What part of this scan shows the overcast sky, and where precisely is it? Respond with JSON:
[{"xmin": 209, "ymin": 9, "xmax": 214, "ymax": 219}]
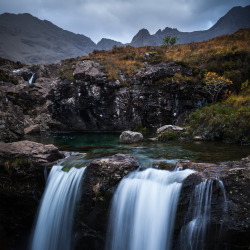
[{"xmin": 0, "ymin": 0, "xmax": 249, "ymax": 43}]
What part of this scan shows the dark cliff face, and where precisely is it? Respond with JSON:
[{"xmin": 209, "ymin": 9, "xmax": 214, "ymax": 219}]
[
  {"xmin": 0, "ymin": 59, "xmax": 207, "ymax": 141},
  {"xmin": 47, "ymin": 60, "xmax": 206, "ymax": 132}
]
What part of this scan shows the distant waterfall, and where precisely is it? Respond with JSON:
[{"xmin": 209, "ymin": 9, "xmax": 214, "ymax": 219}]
[
  {"xmin": 28, "ymin": 73, "xmax": 35, "ymax": 84},
  {"xmin": 179, "ymin": 179, "xmax": 227, "ymax": 250},
  {"xmin": 105, "ymin": 168, "xmax": 195, "ymax": 250},
  {"xmin": 30, "ymin": 165, "xmax": 85, "ymax": 250}
]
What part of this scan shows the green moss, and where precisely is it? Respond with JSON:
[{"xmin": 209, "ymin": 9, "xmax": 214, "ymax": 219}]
[
  {"xmin": 158, "ymin": 132, "xmax": 179, "ymax": 142},
  {"xmin": 3, "ymin": 158, "xmax": 33, "ymax": 175},
  {"xmin": 59, "ymin": 66, "xmax": 75, "ymax": 82}
]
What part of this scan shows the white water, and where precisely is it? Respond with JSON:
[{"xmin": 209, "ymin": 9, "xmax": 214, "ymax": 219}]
[
  {"xmin": 30, "ymin": 165, "xmax": 85, "ymax": 250},
  {"xmin": 179, "ymin": 179, "xmax": 227, "ymax": 250},
  {"xmin": 28, "ymin": 73, "xmax": 35, "ymax": 84},
  {"xmin": 105, "ymin": 168, "xmax": 195, "ymax": 250}
]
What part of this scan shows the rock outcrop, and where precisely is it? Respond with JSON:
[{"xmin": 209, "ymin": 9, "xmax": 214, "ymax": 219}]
[
  {"xmin": 0, "ymin": 58, "xmax": 207, "ymax": 141},
  {"xmin": 119, "ymin": 131, "xmax": 143, "ymax": 144},
  {"xmin": 156, "ymin": 124, "xmax": 184, "ymax": 134},
  {"xmin": 76, "ymin": 154, "xmax": 140, "ymax": 249},
  {"xmin": 0, "ymin": 140, "xmax": 64, "ymax": 249},
  {"xmin": 173, "ymin": 156, "xmax": 250, "ymax": 250}
]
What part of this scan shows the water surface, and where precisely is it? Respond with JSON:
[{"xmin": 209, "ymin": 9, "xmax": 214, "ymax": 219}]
[{"xmin": 26, "ymin": 132, "xmax": 250, "ymax": 167}]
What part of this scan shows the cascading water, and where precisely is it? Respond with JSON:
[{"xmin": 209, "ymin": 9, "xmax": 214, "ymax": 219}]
[
  {"xmin": 28, "ymin": 73, "xmax": 35, "ymax": 84},
  {"xmin": 30, "ymin": 164, "xmax": 85, "ymax": 250},
  {"xmin": 179, "ymin": 179, "xmax": 227, "ymax": 250},
  {"xmin": 105, "ymin": 168, "xmax": 195, "ymax": 250}
]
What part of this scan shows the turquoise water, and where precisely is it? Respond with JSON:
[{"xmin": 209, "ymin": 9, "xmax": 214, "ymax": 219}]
[{"xmin": 26, "ymin": 133, "xmax": 250, "ymax": 168}]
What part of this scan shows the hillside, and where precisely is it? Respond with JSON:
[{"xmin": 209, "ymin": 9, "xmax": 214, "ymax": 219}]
[{"xmin": 0, "ymin": 28, "xmax": 249, "ymax": 143}]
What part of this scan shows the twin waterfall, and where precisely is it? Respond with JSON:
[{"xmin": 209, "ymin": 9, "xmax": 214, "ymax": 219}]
[
  {"xmin": 30, "ymin": 165, "xmax": 85, "ymax": 250},
  {"xmin": 30, "ymin": 162, "xmax": 227, "ymax": 250}
]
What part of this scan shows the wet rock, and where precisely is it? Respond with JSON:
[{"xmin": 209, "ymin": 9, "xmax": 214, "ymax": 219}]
[
  {"xmin": 156, "ymin": 124, "xmax": 184, "ymax": 134},
  {"xmin": 119, "ymin": 130, "xmax": 143, "ymax": 144},
  {"xmin": 24, "ymin": 124, "xmax": 40, "ymax": 135},
  {"xmin": 0, "ymin": 140, "xmax": 64, "ymax": 249},
  {"xmin": 193, "ymin": 135, "xmax": 204, "ymax": 141},
  {"xmin": 0, "ymin": 140, "xmax": 64, "ymax": 166},
  {"xmin": 76, "ymin": 154, "xmax": 139, "ymax": 249},
  {"xmin": 175, "ymin": 155, "xmax": 250, "ymax": 250},
  {"xmin": 0, "ymin": 87, "xmax": 24, "ymax": 142}
]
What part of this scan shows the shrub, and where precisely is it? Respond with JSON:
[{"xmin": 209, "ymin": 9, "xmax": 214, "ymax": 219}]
[{"xmin": 204, "ymin": 72, "xmax": 233, "ymax": 102}]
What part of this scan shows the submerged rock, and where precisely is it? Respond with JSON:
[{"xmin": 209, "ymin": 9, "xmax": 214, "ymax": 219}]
[{"xmin": 119, "ymin": 130, "xmax": 143, "ymax": 144}]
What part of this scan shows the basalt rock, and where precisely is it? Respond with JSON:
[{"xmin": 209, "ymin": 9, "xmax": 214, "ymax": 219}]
[
  {"xmin": 156, "ymin": 124, "xmax": 184, "ymax": 134},
  {"xmin": 0, "ymin": 59, "xmax": 207, "ymax": 140},
  {"xmin": 76, "ymin": 154, "xmax": 140, "ymax": 249},
  {"xmin": 48, "ymin": 61, "xmax": 206, "ymax": 132},
  {"xmin": 174, "ymin": 156, "xmax": 250, "ymax": 250},
  {"xmin": 119, "ymin": 130, "xmax": 143, "ymax": 144},
  {"xmin": 0, "ymin": 140, "xmax": 64, "ymax": 249},
  {"xmin": 0, "ymin": 86, "xmax": 24, "ymax": 142}
]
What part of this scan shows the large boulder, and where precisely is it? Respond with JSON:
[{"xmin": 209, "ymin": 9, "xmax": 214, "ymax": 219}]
[
  {"xmin": 73, "ymin": 60, "xmax": 107, "ymax": 82},
  {"xmin": 0, "ymin": 140, "xmax": 64, "ymax": 166},
  {"xmin": 156, "ymin": 124, "xmax": 184, "ymax": 134},
  {"xmin": 119, "ymin": 130, "xmax": 143, "ymax": 144},
  {"xmin": 76, "ymin": 154, "xmax": 140, "ymax": 249},
  {"xmin": 0, "ymin": 140, "xmax": 64, "ymax": 249}
]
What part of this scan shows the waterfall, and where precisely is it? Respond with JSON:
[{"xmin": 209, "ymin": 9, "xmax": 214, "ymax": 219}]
[
  {"xmin": 105, "ymin": 168, "xmax": 195, "ymax": 250},
  {"xmin": 28, "ymin": 73, "xmax": 35, "ymax": 84},
  {"xmin": 179, "ymin": 179, "xmax": 227, "ymax": 250},
  {"xmin": 30, "ymin": 165, "xmax": 85, "ymax": 250}
]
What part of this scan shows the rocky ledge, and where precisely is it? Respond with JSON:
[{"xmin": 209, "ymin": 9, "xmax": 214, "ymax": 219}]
[
  {"xmin": 0, "ymin": 140, "xmax": 64, "ymax": 249},
  {"xmin": 76, "ymin": 154, "xmax": 140, "ymax": 250},
  {"xmin": 165, "ymin": 156, "xmax": 250, "ymax": 250}
]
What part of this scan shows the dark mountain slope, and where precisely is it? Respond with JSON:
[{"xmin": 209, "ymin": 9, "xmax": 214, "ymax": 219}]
[{"xmin": 0, "ymin": 13, "xmax": 97, "ymax": 64}]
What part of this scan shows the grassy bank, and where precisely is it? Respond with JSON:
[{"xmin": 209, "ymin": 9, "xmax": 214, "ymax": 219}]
[{"xmin": 186, "ymin": 83, "xmax": 250, "ymax": 144}]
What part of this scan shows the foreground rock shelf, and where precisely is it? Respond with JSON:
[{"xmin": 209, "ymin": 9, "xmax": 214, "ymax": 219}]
[
  {"xmin": 0, "ymin": 140, "xmax": 64, "ymax": 249},
  {"xmin": 0, "ymin": 139, "xmax": 249, "ymax": 249}
]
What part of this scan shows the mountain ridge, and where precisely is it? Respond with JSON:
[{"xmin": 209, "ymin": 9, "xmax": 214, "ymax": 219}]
[{"xmin": 0, "ymin": 5, "xmax": 249, "ymax": 64}]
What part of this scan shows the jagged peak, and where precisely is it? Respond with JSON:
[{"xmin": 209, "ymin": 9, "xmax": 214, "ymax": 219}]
[{"xmin": 137, "ymin": 28, "xmax": 151, "ymax": 35}]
